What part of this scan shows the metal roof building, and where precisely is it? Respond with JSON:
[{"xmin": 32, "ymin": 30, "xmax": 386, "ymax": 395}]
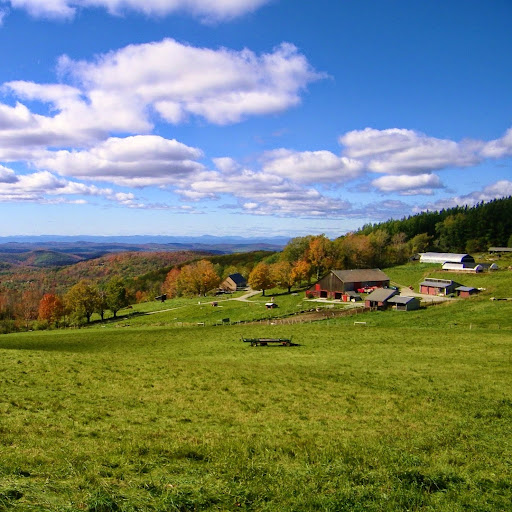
[
  {"xmin": 387, "ymin": 296, "xmax": 421, "ymax": 311},
  {"xmin": 419, "ymin": 252, "xmax": 475, "ymax": 264},
  {"xmin": 442, "ymin": 262, "xmax": 483, "ymax": 273},
  {"xmin": 365, "ymin": 288, "xmax": 398, "ymax": 309}
]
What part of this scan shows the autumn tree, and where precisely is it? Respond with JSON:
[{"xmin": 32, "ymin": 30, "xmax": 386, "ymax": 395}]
[
  {"xmin": 162, "ymin": 268, "xmax": 181, "ymax": 298},
  {"xmin": 306, "ymin": 235, "xmax": 333, "ymax": 280},
  {"xmin": 248, "ymin": 262, "xmax": 275, "ymax": 296},
  {"xmin": 105, "ymin": 277, "xmax": 129, "ymax": 318},
  {"xmin": 271, "ymin": 261, "xmax": 294, "ymax": 293},
  {"xmin": 65, "ymin": 280, "xmax": 100, "ymax": 324},
  {"xmin": 177, "ymin": 260, "xmax": 220, "ymax": 296},
  {"xmin": 38, "ymin": 293, "xmax": 64, "ymax": 325},
  {"xmin": 290, "ymin": 259, "xmax": 311, "ymax": 287},
  {"xmin": 15, "ymin": 286, "xmax": 41, "ymax": 329}
]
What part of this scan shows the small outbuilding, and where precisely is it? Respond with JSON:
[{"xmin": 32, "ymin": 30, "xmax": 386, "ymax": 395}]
[
  {"xmin": 307, "ymin": 269, "xmax": 390, "ymax": 299},
  {"xmin": 455, "ymin": 286, "xmax": 479, "ymax": 298},
  {"xmin": 387, "ymin": 296, "xmax": 421, "ymax": 311},
  {"xmin": 365, "ymin": 288, "xmax": 399, "ymax": 309},
  {"xmin": 420, "ymin": 252, "xmax": 475, "ymax": 264},
  {"xmin": 488, "ymin": 247, "xmax": 512, "ymax": 254},
  {"xmin": 342, "ymin": 290, "xmax": 362, "ymax": 302},
  {"xmin": 219, "ymin": 273, "xmax": 247, "ymax": 292},
  {"xmin": 419, "ymin": 278, "xmax": 460, "ymax": 296},
  {"xmin": 442, "ymin": 262, "xmax": 483, "ymax": 273}
]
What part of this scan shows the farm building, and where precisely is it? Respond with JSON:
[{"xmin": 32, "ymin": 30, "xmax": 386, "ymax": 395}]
[
  {"xmin": 342, "ymin": 291, "xmax": 362, "ymax": 302},
  {"xmin": 307, "ymin": 269, "xmax": 390, "ymax": 299},
  {"xmin": 219, "ymin": 273, "xmax": 247, "ymax": 292},
  {"xmin": 488, "ymin": 247, "xmax": 512, "ymax": 254},
  {"xmin": 455, "ymin": 286, "xmax": 478, "ymax": 298},
  {"xmin": 365, "ymin": 288, "xmax": 398, "ymax": 309},
  {"xmin": 420, "ymin": 252, "xmax": 475, "ymax": 264},
  {"xmin": 387, "ymin": 296, "xmax": 421, "ymax": 311},
  {"xmin": 442, "ymin": 262, "xmax": 483, "ymax": 273},
  {"xmin": 419, "ymin": 278, "xmax": 460, "ymax": 296}
]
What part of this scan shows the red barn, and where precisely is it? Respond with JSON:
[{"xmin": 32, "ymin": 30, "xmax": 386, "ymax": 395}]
[{"xmin": 307, "ymin": 269, "xmax": 390, "ymax": 299}]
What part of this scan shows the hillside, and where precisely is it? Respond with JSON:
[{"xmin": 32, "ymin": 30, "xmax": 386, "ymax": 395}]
[{"xmin": 0, "ymin": 266, "xmax": 510, "ymax": 510}]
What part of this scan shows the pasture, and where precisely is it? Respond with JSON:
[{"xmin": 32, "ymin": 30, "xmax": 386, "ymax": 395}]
[{"xmin": 1, "ymin": 264, "xmax": 511, "ymax": 510}]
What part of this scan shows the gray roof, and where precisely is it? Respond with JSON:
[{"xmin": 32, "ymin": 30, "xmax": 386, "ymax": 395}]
[
  {"xmin": 455, "ymin": 286, "xmax": 477, "ymax": 292},
  {"xmin": 419, "ymin": 280, "xmax": 452, "ymax": 288},
  {"xmin": 331, "ymin": 268, "xmax": 389, "ymax": 283},
  {"xmin": 228, "ymin": 273, "xmax": 246, "ymax": 286},
  {"xmin": 388, "ymin": 296, "xmax": 419, "ymax": 305},
  {"xmin": 365, "ymin": 288, "xmax": 398, "ymax": 302}
]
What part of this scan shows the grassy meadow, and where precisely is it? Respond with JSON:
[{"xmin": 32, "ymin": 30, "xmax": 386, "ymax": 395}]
[{"xmin": 1, "ymin": 265, "xmax": 512, "ymax": 510}]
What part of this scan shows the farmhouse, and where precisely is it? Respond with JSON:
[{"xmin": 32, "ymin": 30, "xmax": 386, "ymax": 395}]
[
  {"xmin": 442, "ymin": 262, "xmax": 483, "ymax": 273},
  {"xmin": 420, "ymin": 252, "xmax": 475, "ymax": 264},
  {"xmin": 219, "ymin": 273, "xmax": 247, "ymax": 292},
  {"xmin": 419, "ymin": 278, "xmax": 460, "ymax": 296},
  {"xmin": 455, "ymin": 286, "xmax": 479, "ymax": 298},
  {"xmin": 365, "ymin": 288, "xmax": 398, "ymax": 309},
  {"xmin": 307, "ymin": 269, "xmax": 390, "ymax": 299},
  {"xmin": 387, "ymin": 296, "xmax": 421, "ymax": 311}
]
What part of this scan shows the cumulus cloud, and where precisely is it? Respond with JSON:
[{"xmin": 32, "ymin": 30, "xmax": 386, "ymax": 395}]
[
  {"xmin": 35, "ymin": 135, "xmax": 205, "ymax": 187},
  {"xmin": 177, "ymin": 158, "xmax": 351, "ymax": 218},
  {"xmin": 340, "ymin": 127, "xmax": 482, "ymax": 175},
  {"xmin": 481, "ymin": 128, "xmax": 512, "ymax": 159},
  {"xmin": 0, "ymin": 39, "xmax": 321, "ymax": 160},
  {"xmin": 1, "ymin": 0, "xmax": 271, "ymax": 21},
  {"xmin": 372, "ymin": 173, "xmax": 444, "ymax": 195},
  {"xmin": 261, "ymin": 149, "xmax": 363, "ymax": 184},
  {"xmin": 56, "ymin": 39, "xmax": 322, "ymax": 125},
  {"xmin": 0, "ymin": 168, "xmax": 124, "ymax": 204}
]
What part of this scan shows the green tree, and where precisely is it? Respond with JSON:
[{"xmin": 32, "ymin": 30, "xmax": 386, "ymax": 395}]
[
  {"xmin": 105, "ymin": 277, "xmax": 129, "ymax": 318},
  {"xmin": 65, "ymin": 280, "xmax": 100, "ymax": 324}
]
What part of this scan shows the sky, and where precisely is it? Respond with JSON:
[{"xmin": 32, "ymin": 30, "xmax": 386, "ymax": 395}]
[{"xmin": 0, "ymin": 0, "xmax": 511, "ymax": 238}]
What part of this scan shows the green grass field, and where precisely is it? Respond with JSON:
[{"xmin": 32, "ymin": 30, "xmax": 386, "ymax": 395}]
[{"xmin": 1, "ymin": 269, "xmax": 512, "ymax": 510}]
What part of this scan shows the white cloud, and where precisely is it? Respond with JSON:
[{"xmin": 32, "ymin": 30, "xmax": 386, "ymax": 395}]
[
  {"xmin": 0, "ymin": 39, "xmax": 321, "ymax": 160},
  {"xmin": 2, "ymin": 0, "xmax": 271, "ymax": 21},
  {"xmin": 416, "ymin": 180, "xmax": 512, "ymax": 212},
  {"xmin": 481, "ymin": 128, "xmax": 512, "ymax": 159},
  {"xmin": 340, "ymin": 127, "xmax": 481, "ymax": 175},
  {"xmin": 35, "ymin": 135, "xmax": 205, "ymax": 186},
  {"xmin": 177, "ymin": 158, "xmax": 351, "ymax": 218},
  {"xmin": 262, "ymin": 149, "xmax": 363, "ymax": 184},
  {"xmin": 0, "ymin": 164, "xmax": 18, "ymax": 183},
  {"xmin": 372, "ymin": 173, "xmax": 444, "ymax": 195},
  {"xmin": 57, "ymin": 39, "xmax": 322, "ymax": 125}
]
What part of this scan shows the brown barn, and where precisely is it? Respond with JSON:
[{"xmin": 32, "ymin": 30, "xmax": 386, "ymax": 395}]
[
  {"xmin": 307, "ymin": 269, "xmax": 390, "ymax": 299},
  {"xmin": 419, "ymin": 278, "xmax": 459, "ymax": 296},
  {"xmin": 219, "ymin": 273, "xmax": 247, "ymax": 292},
  {"xmin": 364, "ymin": 288, "xmax": 398, "ymax": 309}
]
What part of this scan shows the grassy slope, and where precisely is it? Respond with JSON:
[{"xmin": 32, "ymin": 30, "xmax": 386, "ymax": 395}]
[{"xmin": 0, "ymin": 269, "xmax": 511, "ymax": 510}]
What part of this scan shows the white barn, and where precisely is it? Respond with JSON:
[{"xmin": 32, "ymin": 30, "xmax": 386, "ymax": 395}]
[{"xmin": 420, "ymin": 252, "xmax": 475, "ymax": 264}]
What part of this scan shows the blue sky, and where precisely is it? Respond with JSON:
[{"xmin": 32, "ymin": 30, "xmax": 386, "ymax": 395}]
[{"xmin": 0, "ymin": 0, "xmax": 511, "ymax": 238}]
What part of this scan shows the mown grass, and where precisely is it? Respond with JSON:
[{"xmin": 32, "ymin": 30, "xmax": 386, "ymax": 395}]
[{"xmin": 1, "ymin": 310, "xmax": 511, "ymax": 510}]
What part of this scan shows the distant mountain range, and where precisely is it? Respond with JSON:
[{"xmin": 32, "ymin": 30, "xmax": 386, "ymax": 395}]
[
  {"xmin": 0, "ymin": 234, "xmax": 290, "ymax": 247},
  {"xmin": 0, "ymin": 235, "xmax": 289, "ymax": 270}
]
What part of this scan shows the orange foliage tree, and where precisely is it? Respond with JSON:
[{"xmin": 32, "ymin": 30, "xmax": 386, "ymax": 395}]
[{"xmin": 38, "ymin": 293, "xmax": 64, "ymax": 325}]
